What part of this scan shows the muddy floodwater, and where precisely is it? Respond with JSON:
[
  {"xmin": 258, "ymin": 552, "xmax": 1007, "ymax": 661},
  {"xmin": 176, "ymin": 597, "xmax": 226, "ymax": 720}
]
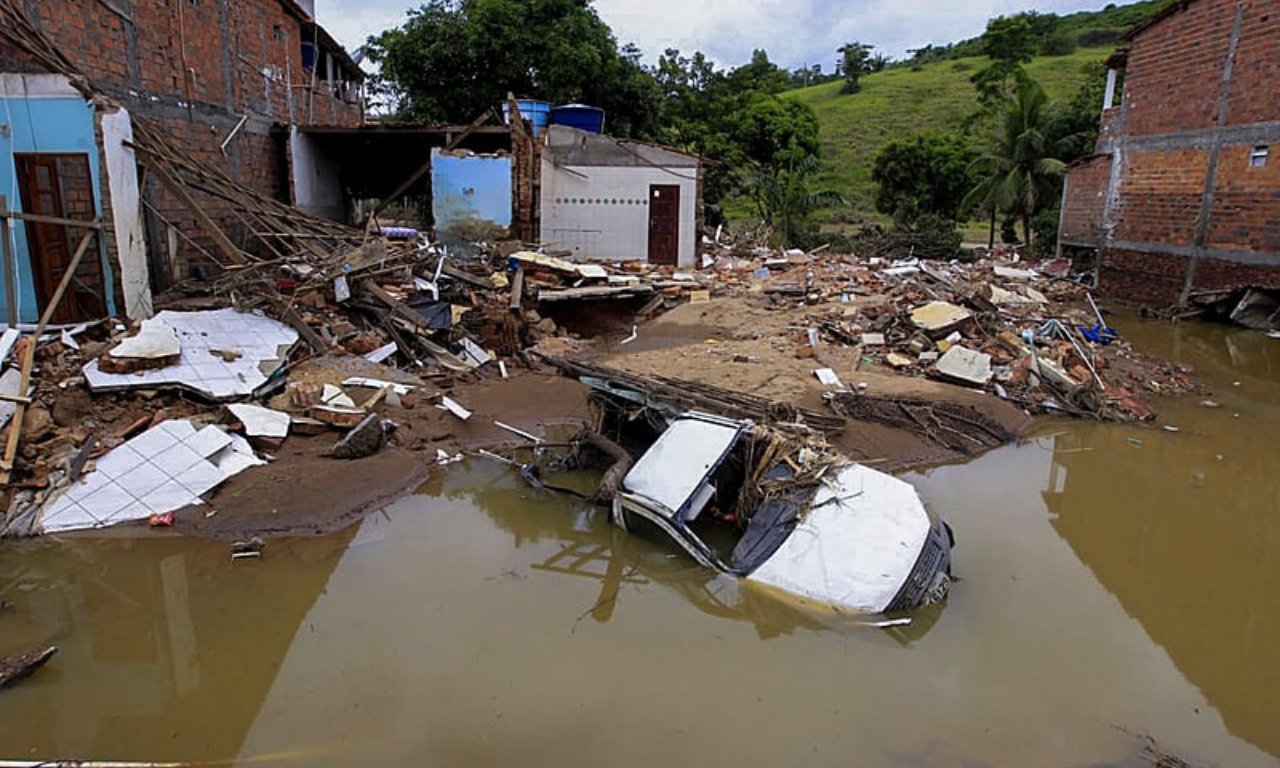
[{"xmin": 1, "ymin": 318, "xmax": 1278, "ymax": 767}]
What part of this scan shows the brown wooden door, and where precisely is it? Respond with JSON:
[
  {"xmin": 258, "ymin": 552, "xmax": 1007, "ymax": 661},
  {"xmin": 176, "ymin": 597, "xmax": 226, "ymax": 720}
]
[
  {"xmin": 647, "ymin": 184, "xmax": 680, "ymax": 266},
  {"xmin": 14, "ymin": 153, "xmax": 107, "ymax": 323}
]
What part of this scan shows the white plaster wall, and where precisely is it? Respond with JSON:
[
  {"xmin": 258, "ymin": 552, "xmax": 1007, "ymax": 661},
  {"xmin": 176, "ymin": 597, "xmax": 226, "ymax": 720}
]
[
  {"xmin": 540, "ymin": 161, "xmax": 698, "ymax": 267},
  {"xmin": 101, "ymin": 108, "xmax": 153, "ymax": 320},
  {"xmin": 289, "ymin": 126, "xmax": 344, "ymax": 222}
]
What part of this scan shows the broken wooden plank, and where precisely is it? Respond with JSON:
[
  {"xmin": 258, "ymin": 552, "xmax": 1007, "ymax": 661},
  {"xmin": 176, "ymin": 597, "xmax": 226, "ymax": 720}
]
[
  {"xmin": 369, "ymin": 107, "xmax": 496, "ymax": 223},
  {"xmin": 0, "ymin": 646, "xmax": 57, "ymax": 690},
  {"xmin": 509, "ymin": 267, "xmax": 525, "ymax": 310},
  {"xmin": 0, "ymin": 226, "xmax": 98, "ymax": 484},
  {"xmin": 138, "ymin": 155, "xmax": 247, "ymax": 266},
  {"xmin": 537, "ymin": 285, "xmax": 656, "ymax": 303},
  {"xmin": 268, "ymin": 296, "xmax": 328, "ymax": 354},
  {"xmin": 358, "ymin": 280, "xmax": 472, "ymax": 372}
]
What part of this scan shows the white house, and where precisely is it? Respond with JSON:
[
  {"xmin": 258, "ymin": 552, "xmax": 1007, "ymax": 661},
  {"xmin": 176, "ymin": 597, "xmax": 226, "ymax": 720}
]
[{"xmin": 539, "ymin": 126, "xmax": 702, "ymax": 268}]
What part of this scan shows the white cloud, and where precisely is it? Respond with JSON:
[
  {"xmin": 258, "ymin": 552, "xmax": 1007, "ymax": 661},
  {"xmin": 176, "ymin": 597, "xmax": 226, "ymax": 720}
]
[{"xmin": 315, "ymin": 0, "xmax": 1122, "ymax": 73}]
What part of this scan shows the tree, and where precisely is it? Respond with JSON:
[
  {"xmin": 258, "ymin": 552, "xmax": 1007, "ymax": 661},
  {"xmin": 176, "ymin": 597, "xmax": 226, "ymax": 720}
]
[
  {"xmin": 963, "ymin": 78, "xmax": 1067, "ymax": 250},
  {"xmin": 739, "ymin": 151, "xmax": 844, "ymax": 247},
  {"xmin": 871, "ymin": 132, "xmax": 975, "ymax": 222},
  {"xmin": 726, "ymin": 49, "xmax": 792, "ymax": 95},
  {"xmin": 970, "ymin": 15, "xmax": 1037, "ymax": 105},
  {"xmin": 837, "ymin": 42, "xmax": 874, "ymax": 94},
  {"xmin": 363, "ymin": 0, "xmax": 659, "ymax": 135}
]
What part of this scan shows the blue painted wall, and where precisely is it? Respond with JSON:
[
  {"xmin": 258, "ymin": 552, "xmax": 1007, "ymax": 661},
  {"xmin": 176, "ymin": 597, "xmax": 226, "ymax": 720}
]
[
  {"xmin": 430, "ymin": 149, "xmax": 512, "ymax": 245},
  {"xmin": 0, "ymin": 95, "xmax": 116, "ymax": 323}
]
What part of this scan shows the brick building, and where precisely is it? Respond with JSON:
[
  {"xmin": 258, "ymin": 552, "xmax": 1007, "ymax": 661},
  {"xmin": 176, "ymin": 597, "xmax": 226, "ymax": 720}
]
[
  {"xmin": 1059, "ymin": 0, "xmax": 1280, "ymax": 309},
  {"xmin": 0, "ymin": 0, "xmax": 363, "ymax": 322}
]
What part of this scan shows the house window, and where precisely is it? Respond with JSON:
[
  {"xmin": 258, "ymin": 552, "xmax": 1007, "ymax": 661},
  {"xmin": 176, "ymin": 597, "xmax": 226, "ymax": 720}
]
[{"xmin": 1250, "ymin": 145, "xmax": 1269, "ymax": 168}]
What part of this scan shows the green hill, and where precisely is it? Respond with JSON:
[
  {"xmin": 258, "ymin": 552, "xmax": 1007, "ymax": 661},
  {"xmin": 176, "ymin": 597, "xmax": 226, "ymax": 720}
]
[{"xmin": 786, "ymin": 46, "xmax": 1111, "ymax": 233}]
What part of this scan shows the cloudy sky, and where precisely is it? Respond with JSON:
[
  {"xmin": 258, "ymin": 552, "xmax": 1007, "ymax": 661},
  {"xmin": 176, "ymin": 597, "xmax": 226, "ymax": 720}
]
[{"xmin": 317, "ymin": 0, "xmax": 1120, "ymax": 71}]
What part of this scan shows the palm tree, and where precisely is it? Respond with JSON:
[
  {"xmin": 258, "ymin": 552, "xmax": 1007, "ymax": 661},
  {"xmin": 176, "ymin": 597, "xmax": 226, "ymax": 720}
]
[
  {"xmin": 963, "ymin": 78, "xmax": 1066, "ymax": 251},
  {"xmin": 740, "ymin": 150, "xmax": 845, "ymax": 247}
]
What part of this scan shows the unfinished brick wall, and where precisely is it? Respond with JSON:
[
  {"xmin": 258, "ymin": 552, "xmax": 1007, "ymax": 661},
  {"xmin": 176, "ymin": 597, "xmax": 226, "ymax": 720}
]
[
  {"xmin": 1060, "ymin": 155, "xmax": 1112, "ymax": 245},
  {"xmin": 2, "ymin": 0, "xmax": 362, "ymax": 286},
  {"xmin": 1061, "ymin": 0, "xmax": 1280, "ymax": 306},
  {"xmin": 1119, "ymin": 0, "xmax": 1238, "ymax": 137},
  {"xmin": 1112, "ymin": 147, "xmax": 1211, "ymax": 245}
]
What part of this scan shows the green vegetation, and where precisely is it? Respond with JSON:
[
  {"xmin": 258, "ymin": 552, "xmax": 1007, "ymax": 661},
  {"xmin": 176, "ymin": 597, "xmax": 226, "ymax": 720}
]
[
  {"xmin": 787, "ymin": 46, "xmax": 1108, "ymax": 234},
  {"xmin": 365, "ymin": 0, "xmax": 1165, "ymax": 248}
]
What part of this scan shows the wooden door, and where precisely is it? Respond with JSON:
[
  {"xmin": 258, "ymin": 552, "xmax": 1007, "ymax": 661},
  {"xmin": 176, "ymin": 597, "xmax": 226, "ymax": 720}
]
[
  {"xmin": 14, "ymin": 153, "xmax": 107, "ymax": 323},
  {"xmin": 647, "ymin": 184, "xmax": 680, "ymax": 266}
]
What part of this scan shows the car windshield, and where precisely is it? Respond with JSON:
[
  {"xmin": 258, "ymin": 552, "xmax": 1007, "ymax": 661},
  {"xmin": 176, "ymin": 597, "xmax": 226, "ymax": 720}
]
[{"xmin": 620, "ymin": 417, "xmax": 742, "ymax": 518}]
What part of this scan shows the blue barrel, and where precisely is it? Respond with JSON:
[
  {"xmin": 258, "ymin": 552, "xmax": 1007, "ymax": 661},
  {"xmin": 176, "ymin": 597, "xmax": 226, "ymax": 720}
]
[
  {"xmin": 502, "ymin": 99, "xmax": 552, "ymax": 137},
  {"xmin": 550, "ymin": 104, "xmax": 606, "ymax": 134}
]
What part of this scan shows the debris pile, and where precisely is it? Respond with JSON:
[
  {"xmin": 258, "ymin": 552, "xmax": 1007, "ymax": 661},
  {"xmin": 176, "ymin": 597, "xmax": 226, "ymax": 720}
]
[{"xmin": 673, "ymin": 249, "xmax": 1197, "ymax": 421}]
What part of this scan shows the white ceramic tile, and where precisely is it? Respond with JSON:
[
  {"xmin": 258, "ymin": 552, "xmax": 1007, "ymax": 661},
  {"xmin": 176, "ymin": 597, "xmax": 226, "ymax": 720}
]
[
  {"xmin": 142, "ymin": 480, "xmax": 200, "ymax": 515},
  {"xmin": 127, "ymin": 427, "xmax": 178, "ymax": 459},
  {"xmin": 109, "ymin": 501, "xmax": 152, "ymax": 524},
  {"xmin": 82, "ymin": 309, "xmax": 298, "ymax": 400},
  {"xmin": 115, "ymin": 462, "xmax": 168, "ymax": 498},
  {"xmin": 185, "ymin": 426, "xmax": 233, "ymax": 458},
  {"xmin": 43, "ymin": 504, "xmax": 104, "ymax": 533},
  {"xmin": 87, "ymin": 446, "xmax": 140, "ymax": 485},
  {"xmin": 151, "ymin": 444, "xmax": 204, "ymax": 477},
  {"xmin": 80, "ymin": 481, "xmax": 135, "ymax": 519},
  {"xmin": 40, "ymin": 493, "xmax": 79, "ymax": 521},
  {"xmin": 63, "ymin": 471, "xmax": 110, "ymax": 502},
  {"xmin": 174, "ymin": 461, "xmax": 226, "ymax": 497},
  {"xmin": 157, "ymin": 420, "xmax": 198, "ymax": 440}
]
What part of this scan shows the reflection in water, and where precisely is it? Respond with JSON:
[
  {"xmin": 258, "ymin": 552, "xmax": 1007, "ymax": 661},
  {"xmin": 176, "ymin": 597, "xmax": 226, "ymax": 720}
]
[
  {"xmin": 0, "ymin": 532, "xmax": 353, "ymax": 763},
  {"xmin": 1040, "ymin": 322, "xmax": 1280, "ymax": 758},
  {"xmin": 472, "ymin": 471, "xmax": 940, "ymax": 643},
  {"xmin": 0, "ymin": 318, "xmax": 1275, "ymax": 768}
]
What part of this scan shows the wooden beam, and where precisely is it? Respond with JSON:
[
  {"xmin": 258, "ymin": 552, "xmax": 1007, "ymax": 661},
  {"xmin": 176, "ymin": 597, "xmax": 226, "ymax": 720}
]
[
  {"xmin": 367, "ymin": 107, "xmax": 497, "ymax": 223},
  {"xmin": 509, "ymin": 266, "xmax": 525, "ymax": 310},
  {"xmin": 358, "ymin": 280, "xmax": 471, "ymax": 372},
  {"xmin": 267, "ymin": 296, "xmax": 329, "ymax": 354},
  {"xmin": 0, "ymin": 225, "xmax": 98, "ymax": 485},
  {"xmin": 0, "ymin": 209, "xmax": 103, "ymax": 231},
  {"xmin": 140, "ymin": 156, "xmax": 247, "ymax": 266}
]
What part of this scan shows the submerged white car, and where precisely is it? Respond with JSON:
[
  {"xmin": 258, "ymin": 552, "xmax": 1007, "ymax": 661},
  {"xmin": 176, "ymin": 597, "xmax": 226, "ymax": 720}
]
[{"xmin": 609, "ymin": 412, "xmax": 953, "ymax": 615}]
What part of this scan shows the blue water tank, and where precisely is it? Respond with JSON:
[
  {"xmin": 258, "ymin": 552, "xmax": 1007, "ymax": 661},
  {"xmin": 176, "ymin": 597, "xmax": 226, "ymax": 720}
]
[
  {"xmin": 502, "ymin": 99, "xmax": 552, "ymax": 137},
  {"xmin": 550, "ymin": 104, "xmax": 606, "ymax": 134}
]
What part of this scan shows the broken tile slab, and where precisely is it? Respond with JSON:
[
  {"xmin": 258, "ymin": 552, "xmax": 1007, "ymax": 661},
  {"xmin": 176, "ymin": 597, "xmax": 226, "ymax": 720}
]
[
  {"xmin": 82, "ymin": 309, "xmax": 298, "ymax": 401},
  {"xmin": 910, "ymin": 302, "xmax": 973, "ymax": 333},
  {"xmin": 814, "ymin": 368, "xmax": 845, "ymax": 388},
  {"xmin": 994, "ymin": 265, "xmax": 1037, "ymax": 280},
  {"xmin": 36, "ymin": 420, "xmax": 262, "ymax": 535},
  {"xmin": 860, "ymin": 333, "xmax": 886, "ymax": 347},
  {"xmin": 935, "ymin": 345, "xmax": 994, "ymax": 387},
  {"xmin": 988, "ymin": 285, "xmax": 1036, "ymax": 306},
  {"xmin": 0, "ymin": 328, "xmax": 19, "ymax": 366},
  {"xmin": 108, "ymin": 317, "xmax": 181, "ymax": 359},
  {"xmin": 342, "ymin": 377, "xmax": 416, "ymax": 397},
  {"xmin": 310, "ymin": 405, "xmax": 369, "ymax": 428},
  {"xmin": 364, "ymin": 342, "xmax": 397, "ymax": 364},
  {"xmin": 320, "ymin": 384, "xmax": 356, "ymax": 409},
  {"xmin": 439, "ymin": 396, "xmax": 472, "ymax": 421},
  {"xmin": 886, "ymin": 353, "xmax": 914, "ymax": 368},
  {"xmin": 227, "ymin": 404, "xmax": 291, "ymax": 439},
  {"xmin": 460, "ymin": 338, "xmax": 493, "ymax": 368},
  {"xmin": 0, "ymin": 368, "xmax": 31, "ymax": 430}
]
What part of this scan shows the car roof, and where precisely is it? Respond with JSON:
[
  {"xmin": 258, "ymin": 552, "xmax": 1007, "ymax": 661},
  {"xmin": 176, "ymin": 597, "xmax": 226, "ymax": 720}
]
[{"xmin": 621, "ymin": 414, "xmax": 745, "ymax": 518}]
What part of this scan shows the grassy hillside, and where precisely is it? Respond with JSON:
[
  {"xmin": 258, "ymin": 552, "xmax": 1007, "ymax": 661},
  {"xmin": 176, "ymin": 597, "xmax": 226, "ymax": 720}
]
[{"xmin": 785, "ymin": 46, "xmax": 1112, "ymax": 233}]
